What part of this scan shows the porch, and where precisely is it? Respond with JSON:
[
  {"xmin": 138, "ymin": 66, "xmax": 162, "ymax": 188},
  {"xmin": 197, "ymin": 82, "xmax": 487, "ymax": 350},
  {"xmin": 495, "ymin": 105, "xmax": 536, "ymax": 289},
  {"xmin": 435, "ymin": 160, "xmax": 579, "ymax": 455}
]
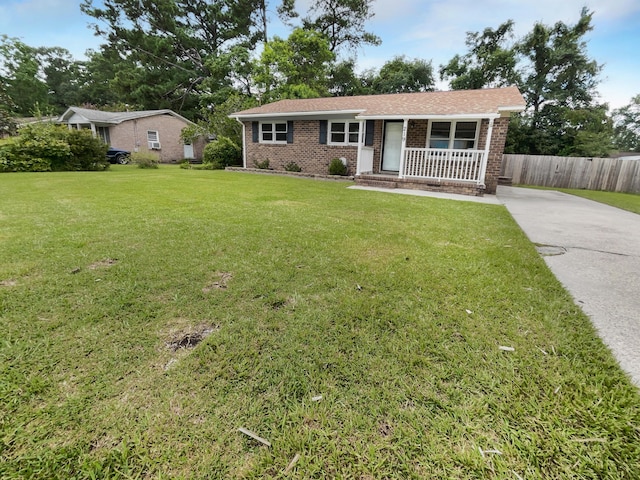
[{"xmin": 355, "ymin": 146, "xmax": 488, "ymax": 196}]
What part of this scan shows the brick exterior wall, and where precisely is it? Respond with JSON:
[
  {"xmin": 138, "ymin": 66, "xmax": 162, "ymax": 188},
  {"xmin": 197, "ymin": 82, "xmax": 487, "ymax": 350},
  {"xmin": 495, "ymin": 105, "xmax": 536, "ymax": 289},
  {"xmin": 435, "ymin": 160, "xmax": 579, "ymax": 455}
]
[
  {"xmin": 242, "ymin": 116, "xmax": 511, "ymax": 195},
  {"xmin": 108, "ymin": 114, "xmax": 204, "ymax": 163},
  {"xmin": 483, "ymin": 117, "xmax": 510, "ymax": 194}
]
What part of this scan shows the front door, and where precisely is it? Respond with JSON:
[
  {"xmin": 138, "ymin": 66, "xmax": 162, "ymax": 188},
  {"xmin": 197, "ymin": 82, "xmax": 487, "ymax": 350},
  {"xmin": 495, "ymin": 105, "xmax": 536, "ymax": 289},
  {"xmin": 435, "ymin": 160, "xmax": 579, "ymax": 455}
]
[
  {"xmin": 183, "ymin": 143, "xmax": 194, "ymax": 159},
  {"xmin": 381, "ymin": 121, "xmax": 403, "ymax": 172}
]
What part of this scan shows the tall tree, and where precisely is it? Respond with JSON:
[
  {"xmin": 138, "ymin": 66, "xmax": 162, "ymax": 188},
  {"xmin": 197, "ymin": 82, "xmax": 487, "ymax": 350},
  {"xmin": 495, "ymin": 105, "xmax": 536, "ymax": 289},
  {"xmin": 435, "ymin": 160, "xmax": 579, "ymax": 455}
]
[
  {"xmin": 369, "ymin": 55, "xmax": 435, "ymax": 94},
  {"xmin": 507, "ymin": 8, "xmax": 607, "ymax": 156},
  {"xmin": 256, "ymin": 28, "xmax": 335, "ymax": 102},
  {"xmin": 439, "ymin": 20, "xmax": 519, "ymax": 90},
  {"xmin": 0, "ymin": 36, "xmax": 49, "ymax": 116},
  {"xmin": 80, "ymin": 0, "xmax": 265, "ymax": 115},
  {"xmin": 281, "ymin": 0, "xmax": 381, "ymax": 54},
  {"xmin": 612, "ymin": 95, "xmax": 640, "ymax": 152}
]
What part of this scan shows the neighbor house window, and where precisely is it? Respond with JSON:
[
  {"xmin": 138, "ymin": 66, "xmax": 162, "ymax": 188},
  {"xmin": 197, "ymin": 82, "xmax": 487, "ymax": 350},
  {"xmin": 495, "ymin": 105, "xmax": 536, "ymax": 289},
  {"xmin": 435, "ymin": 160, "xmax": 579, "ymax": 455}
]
[
  {"xmin": 260, "ymin": 122, "xmax": 288, "ymax": 143},
  {"xmin": 96, "ymin": 126, "xmax": 110, "ymax": 144},
  {"xmin": 329, "ymin": 121, "xmax": 360, "ymax": 145},
  {"xmin": 147, "ymin": 130, "xmax": 161, "ymax": 149},
  {"xmin": 428, "ymin": 121, "xmax": 478, "ymax": 149}
]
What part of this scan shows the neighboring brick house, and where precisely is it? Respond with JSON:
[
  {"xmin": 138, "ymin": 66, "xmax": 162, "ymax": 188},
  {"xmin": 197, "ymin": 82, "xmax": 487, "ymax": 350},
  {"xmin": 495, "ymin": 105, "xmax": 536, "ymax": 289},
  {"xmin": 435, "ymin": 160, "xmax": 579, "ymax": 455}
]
[
  {"xmin": 58, "ymin": 107, "xmax": 205, "ymax": 163},
  {"xmin": 231, "ymin": 87, "xmax": 526, "ymax": 195}
]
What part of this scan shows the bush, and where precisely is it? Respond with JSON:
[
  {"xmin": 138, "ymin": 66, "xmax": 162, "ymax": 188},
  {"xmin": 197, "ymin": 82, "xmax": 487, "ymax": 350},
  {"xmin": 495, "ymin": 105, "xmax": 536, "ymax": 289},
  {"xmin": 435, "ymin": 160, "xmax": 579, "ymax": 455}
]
[
  {"xmin": 66, "ymin": 129, "xmax": 109, "ymax": 171},
  {"xmin": 253, "ymin": 159, "xmax": 270, "ymax": 170},
  {"xmin": 132, "ymin": 151, "xmax": 160, "ymax": 169},
  {"xmin": 0, "ymin": 123, "xmax": 110, "ymax": 173},
  {"xmin": 284, "ymin": 161, "xmax": 302, "ymax": 172},
  {"xmin": 328, "ymin": 157, "xmax": 348, "ymax": 176},
  {"xmin": 202, "ymin": 136, "xmax": 241, "ymax": 169}
]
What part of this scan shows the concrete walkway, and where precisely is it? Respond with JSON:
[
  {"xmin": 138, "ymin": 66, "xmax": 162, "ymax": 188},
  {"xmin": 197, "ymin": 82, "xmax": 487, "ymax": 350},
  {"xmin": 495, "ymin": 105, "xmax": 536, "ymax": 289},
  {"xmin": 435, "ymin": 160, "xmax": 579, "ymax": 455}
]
[{"xmin": 497, "ymin": 186, "xmax": 640, "ymax": 386}]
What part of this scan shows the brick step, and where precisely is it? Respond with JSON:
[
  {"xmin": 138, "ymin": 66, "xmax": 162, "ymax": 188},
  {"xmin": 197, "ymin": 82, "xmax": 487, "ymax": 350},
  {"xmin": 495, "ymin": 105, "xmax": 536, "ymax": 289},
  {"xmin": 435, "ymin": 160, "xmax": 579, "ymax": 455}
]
[
  {"xmin": 356, "ymin": 179, "xmax": 398, "ymax": 189},
  {"xmin": 498, "ymin": 176, "xmax": 512, "ymax": 186}
]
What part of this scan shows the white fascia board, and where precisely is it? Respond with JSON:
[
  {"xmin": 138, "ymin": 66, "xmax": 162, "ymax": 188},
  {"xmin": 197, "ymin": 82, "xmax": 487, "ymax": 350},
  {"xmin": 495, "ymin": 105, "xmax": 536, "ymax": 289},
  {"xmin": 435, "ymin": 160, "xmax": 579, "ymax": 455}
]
[
  {"xmin": 498, "ymin": 105, "xmax": 526, "ymax": 112},
  {"xmin": 355, "ymin": 113, "xmax": 501, "ymax": 120},
  {"xmin": 230, "ymin": 109, "xmax": 365, "ymax": 121}
]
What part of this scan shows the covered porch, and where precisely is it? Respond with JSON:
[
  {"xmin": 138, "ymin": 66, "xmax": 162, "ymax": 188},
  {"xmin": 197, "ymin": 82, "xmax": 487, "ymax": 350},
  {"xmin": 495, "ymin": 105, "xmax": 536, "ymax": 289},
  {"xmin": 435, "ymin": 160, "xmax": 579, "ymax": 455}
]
[{"xmin": 354, "ymin": 115, "xmax": 500, "ymax": 195}]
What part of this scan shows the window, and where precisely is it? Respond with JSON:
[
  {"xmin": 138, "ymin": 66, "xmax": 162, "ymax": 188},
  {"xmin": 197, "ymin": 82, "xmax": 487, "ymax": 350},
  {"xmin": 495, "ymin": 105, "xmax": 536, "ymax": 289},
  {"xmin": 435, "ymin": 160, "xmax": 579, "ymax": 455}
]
[
  {"xmin": 330, "ymin": 121, "xmax": 360, "ymax": 145},
  {"xmin": 96, "ymin": 126, "xmax": 110, "ymax": 144},
  {"xmin": 428, "ymin": 121, "xmax": 478, "ymax": 149},
  {"xmin": 147, "ymin": 130, "xmax": 161, "ymax": 149},
  {"xmin": 260, "ymin": 122, "xmax": 288, "ymax": 143}
]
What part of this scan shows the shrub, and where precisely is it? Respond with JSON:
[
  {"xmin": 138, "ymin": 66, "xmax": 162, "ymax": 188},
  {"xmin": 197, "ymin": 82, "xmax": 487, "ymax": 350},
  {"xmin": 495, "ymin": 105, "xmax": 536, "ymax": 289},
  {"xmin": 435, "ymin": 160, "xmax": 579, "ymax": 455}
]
[
  {"xmin": 132, "ymin": 151, "xmax": 160, "ymax": 169},
  {"xmin": 66, "ymin": 129, "xmax": 109, "ymax": 171},
  {"xmin": 0, "ymin": 123, "xmax": 110, "ymax": 173},
  {"xmin": 254, "ymin": 159, "xmax": 270, "ymax": 170},
  {"xmin": 284, "ymin": 161, "xmax": 302, "ymax": 172},
  {"xmin": 328, "ymin": 157, "xmax": 348, "ymax": 176},
  {"xmin": 202, "ymin": 136, "xmax": 241, "ymax": 169}
]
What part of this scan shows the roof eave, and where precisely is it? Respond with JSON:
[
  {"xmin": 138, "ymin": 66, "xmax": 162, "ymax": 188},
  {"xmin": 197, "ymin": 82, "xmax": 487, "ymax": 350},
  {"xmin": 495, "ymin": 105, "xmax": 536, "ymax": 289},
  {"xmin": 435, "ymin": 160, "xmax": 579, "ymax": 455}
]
[{"xmin": 230, "ymin": 109, "xmax": 366, "ymax": 120}]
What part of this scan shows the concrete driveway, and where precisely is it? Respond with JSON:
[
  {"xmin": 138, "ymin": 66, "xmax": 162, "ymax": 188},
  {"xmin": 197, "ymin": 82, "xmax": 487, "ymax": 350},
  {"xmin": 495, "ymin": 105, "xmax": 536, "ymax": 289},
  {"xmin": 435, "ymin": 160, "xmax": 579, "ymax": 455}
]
[{"xmin": 498, "ymin": 186, "xmax": 640, "ymax": 386}]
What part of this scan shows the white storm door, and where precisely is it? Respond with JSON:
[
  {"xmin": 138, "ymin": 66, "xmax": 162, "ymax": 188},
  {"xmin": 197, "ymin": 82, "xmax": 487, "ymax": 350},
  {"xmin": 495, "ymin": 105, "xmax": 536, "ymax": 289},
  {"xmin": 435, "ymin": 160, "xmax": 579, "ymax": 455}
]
[{"xmin": 381, "ymin": 121, "xmax": 403, "ymax": 172}]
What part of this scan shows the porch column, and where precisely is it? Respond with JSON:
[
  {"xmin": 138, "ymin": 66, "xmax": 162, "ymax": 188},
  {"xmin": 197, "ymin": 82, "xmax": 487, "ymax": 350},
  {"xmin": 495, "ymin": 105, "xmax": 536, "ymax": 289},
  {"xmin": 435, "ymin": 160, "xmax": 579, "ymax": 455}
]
[
  {"xmin": 478, "ymin": 117, "xmax": 495, "ymax": 187},
  {"xmin": 398, "ymin": 118, "xmax": 408, "ymax": 179},
  {"xmin": 90, "ymin": 123, "xmax": 97, "ymax": 137},
  {"xmin": 355, "ymin": 119, "xmax": 365, "ymax": 175}
]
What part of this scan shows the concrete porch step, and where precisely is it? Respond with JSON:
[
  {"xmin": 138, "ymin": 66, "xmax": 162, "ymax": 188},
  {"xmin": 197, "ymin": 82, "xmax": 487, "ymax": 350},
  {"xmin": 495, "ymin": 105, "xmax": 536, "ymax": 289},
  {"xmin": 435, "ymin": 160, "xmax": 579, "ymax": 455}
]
[{"xmin": 498, "ymin": 176, "xmax": 513, "ymax": 186}]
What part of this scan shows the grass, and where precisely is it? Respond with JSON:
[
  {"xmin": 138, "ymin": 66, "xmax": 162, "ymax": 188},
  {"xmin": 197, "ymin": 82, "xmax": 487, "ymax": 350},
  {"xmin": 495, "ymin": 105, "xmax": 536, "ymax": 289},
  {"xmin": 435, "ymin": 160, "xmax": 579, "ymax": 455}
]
[
  {"xmin": 524, "ymin": 186, "xmax": 640, "ymax": 215},
  {"xmin": 1, "ymin": 165, "xmax": 639, "ymax": 479}
]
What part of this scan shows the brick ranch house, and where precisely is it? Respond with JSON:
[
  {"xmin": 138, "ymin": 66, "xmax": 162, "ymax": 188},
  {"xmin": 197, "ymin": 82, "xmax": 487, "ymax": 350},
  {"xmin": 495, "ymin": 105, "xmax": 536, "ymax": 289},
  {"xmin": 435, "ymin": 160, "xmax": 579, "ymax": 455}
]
[
  {"xmin": 230, "ymin": 87, "xmax": 526, "ymax": 195},
  {"xmin": 58, "ymin": 107, "xmax": 205, "ymax": 162}
]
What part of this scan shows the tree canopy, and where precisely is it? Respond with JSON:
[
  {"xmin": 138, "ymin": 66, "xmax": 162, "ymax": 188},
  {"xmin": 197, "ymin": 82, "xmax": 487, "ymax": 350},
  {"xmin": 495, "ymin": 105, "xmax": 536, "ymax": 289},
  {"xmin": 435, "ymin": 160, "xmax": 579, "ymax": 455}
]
[{"xmin": 0, "ymin": 3, "xmax": 629, "ymax": 158}]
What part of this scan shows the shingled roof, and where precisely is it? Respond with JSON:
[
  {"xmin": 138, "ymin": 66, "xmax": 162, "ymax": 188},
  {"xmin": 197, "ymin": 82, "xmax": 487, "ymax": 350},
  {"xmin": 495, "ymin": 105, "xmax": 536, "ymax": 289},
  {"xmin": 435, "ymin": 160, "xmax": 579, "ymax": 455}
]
[
  {"xmin": 232, "ymin": 86, "xmax": 526, "ymax": 119},
  {"xmin": 59, "ymin": 107, "xmax": 194, "ymax": 125}
]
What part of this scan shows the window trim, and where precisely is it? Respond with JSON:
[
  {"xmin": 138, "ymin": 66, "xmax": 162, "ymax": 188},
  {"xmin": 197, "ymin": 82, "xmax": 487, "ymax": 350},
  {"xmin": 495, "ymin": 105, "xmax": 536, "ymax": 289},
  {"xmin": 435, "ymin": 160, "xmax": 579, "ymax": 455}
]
[
  {"xmin": 147, "ymin": 130, "xmax": 161, "ymax": 149},
  {"xmin": 328, "ymin": 120, "xmax": 361, "ymax": 146},
  {"xmin": 259, "ymin": 121, "xmax": 288, "ymax": 144},
  {"xmin": 427, "ymin": 120, "xmax": 479, "ymax": 150}
]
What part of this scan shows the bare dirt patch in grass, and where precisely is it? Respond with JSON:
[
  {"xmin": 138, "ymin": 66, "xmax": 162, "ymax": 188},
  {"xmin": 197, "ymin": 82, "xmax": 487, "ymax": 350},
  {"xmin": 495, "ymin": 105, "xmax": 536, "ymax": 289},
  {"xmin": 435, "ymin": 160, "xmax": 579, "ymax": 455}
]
[
  {"xmin": 0, "ymin": 279, "xmax": 17, "ymax": 287},
  {"xmin": 202, "ymin": 271, "xmax": 232, "ymax": 292},
  {"xmin": 166, "ymin": 324, "xmax": 219, "ymax": 351},
  {"xmin": 88, "ymin": 258, "xmax": 118, "ymax": 270}
]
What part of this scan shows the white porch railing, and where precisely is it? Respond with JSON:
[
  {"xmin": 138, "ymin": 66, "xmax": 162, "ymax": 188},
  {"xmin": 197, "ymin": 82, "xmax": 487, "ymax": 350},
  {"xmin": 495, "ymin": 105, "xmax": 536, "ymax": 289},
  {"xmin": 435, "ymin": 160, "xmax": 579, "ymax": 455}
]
[{"xmin": 403, "ymin": 148, "xmax": 484, "ymax": 182}]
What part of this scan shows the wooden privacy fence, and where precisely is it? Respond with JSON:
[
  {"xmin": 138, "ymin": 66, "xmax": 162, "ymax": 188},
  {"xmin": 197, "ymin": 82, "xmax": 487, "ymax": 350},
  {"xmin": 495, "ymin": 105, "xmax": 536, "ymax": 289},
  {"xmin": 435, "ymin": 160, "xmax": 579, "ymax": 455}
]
[{"xmin": 502, "ymin": 154, "xmax": 640, "ymax": 194}]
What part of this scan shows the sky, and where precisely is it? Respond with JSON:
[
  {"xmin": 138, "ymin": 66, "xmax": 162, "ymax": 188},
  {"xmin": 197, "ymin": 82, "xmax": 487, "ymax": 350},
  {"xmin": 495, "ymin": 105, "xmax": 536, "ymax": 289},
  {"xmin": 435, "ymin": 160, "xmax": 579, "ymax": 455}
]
[{"xmin": 1, "ymin": 0, "xmax": 638, "ymax": 109}]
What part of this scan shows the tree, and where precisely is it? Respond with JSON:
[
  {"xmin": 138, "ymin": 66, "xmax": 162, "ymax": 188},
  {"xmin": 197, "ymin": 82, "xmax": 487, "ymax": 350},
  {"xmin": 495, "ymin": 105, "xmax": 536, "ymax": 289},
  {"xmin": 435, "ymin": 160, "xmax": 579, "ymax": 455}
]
[
  {"xmin": 256, "ymin": 28, "xmax": 335, "ymax": 101},
  {"xmin": 612, "ymin": 95, "xmax": 640, "ymax": 152},
  {"xmin": 507, "ymin": 8, "xmax": 606, "ymax": 156},
  {"xmin": 281, "ymin": 0, "xmax": 381, "ymax": 54},
  {"xmin": 369, "ymin": 56, "xmax": 435, "ymax": 93},
  {"xmin": 439, "ymin": 20, "xmax": 519, "ymax": 90},
  {"xmin": 0, "ymin": 36, "xmax": 49, "ymax": 116},
  {"xmin": 0, "ymin": 84, "xmax": 17, "ymax": 136},
  {"xmin": 80, "ymin": 0, "xmax": 265, "ymax": 115}
]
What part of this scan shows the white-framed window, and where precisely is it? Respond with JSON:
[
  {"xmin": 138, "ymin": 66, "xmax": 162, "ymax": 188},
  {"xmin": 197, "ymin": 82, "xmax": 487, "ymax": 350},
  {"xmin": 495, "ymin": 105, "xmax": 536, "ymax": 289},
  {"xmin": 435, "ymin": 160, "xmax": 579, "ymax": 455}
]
[
  {"xmin": 147, "ymin": 130, "xmax": 161, "ymax": 149},
  {"xmin": 96, "ymin": 126, "xmax": 110, "ymax": 144},
  {"xmin": 329, "ymin": 121, "xmax": 360, "ymax": 145},
  {"xmin": 260, "ymin": 122, "xmax": 288, "ymax": 143},
  {"xmin": 428, "ymin": 121, "xmax": 478, "ymax": 149}
]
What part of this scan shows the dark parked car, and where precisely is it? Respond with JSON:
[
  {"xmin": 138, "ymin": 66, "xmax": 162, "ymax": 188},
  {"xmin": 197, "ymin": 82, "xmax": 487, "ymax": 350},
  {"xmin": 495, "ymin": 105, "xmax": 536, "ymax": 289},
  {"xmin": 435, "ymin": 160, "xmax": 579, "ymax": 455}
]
[{"xmin": 106, "ymin": 147, "xmax": 131, "ymax": 164}]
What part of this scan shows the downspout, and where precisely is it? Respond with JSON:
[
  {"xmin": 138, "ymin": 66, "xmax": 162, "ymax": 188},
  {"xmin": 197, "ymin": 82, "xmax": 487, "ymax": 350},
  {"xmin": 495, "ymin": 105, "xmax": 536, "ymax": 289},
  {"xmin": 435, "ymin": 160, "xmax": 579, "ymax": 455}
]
[
  {"xmin": 355, "ymin": 119, "xmax": 365, "ymax": 175},
  {"xmin": 479, "ymin": 117, "xmax": 495, "ymax": 187},
  {"xmin": 235, "ymin": 117, "xmax": 247, "ymax": 169},
  {"xmin": 398, "ymin": 119, "xmax": 408, "ymax": 179}
]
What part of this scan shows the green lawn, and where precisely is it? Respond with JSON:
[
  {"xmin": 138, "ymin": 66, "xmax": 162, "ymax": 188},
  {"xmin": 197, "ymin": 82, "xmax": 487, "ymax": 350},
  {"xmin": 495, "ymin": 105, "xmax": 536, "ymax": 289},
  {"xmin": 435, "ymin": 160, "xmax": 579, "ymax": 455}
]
[
  {"xmin": 1, "ymin": 166, "xmax": 639, "ymax": 479},
  {"xmin": 523, "ymin": 186, "xmax": 640, "ymax": 215},
  {"xmin": 555, "ymin": 188, "xmax": 640, "ymax": 215}
]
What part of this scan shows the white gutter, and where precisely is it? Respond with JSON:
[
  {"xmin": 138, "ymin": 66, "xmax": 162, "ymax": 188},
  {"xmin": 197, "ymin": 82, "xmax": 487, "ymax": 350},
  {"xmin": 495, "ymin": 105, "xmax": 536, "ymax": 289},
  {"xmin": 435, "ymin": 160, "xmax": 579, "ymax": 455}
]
[
  {"xmin": 478, "ymin": 117, "xmax": 495, "ymax": 187},
  {"xmin": 355, "ymin": 119, "xmax": 365, "ymax": 175},
  {"xmin": 355, "ymin": 113, "xmax": 501, "ymax": 121},
  {"xmin": 235, "ymin": 117, "xmax": 247, "ymax": 168},
  {"xmin": 230, "ymin": 109, "xmax": 365, "ymax": 120}
]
